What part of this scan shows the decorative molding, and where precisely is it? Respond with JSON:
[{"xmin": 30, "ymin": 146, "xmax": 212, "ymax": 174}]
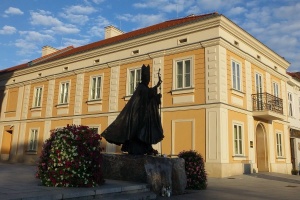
[
  {"xmin": 21, "ymin": 85, "xmax": 30, "ymax": 120},
  {"xmin": 46, "ymin": 80, "xmax": 55, "ymax": 118},
  {"xmin": 173, "ymin": 95, "xmax": 194, "ymax": 104},
  {"xmin": 109, "ymin": 66, "xmax": 120, "ymax": 112},
  {"xmin": 74, "ymin": 74, "xmax": 84, "ymax": 115}
]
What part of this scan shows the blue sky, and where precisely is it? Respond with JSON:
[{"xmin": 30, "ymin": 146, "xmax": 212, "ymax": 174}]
[{"xmin": 0, "ymin": 0, "xmax": 299, "ymax": 71}]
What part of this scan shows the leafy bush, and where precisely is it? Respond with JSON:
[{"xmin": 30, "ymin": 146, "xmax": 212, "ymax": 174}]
[
  {"xmin": 36, "ymin": 125, "xmax": 104, "ymax": 187},
  {"xmin": 178, "ymin": 150, "xmax": 207, "ymax": 190},
  {"xmin": 291, "ymin": 169, "xmax": 299, "ymax": 175}
]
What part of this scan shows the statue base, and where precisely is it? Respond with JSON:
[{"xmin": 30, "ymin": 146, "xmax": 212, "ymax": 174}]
[{"xmin": 102, "ymin": 153, "xmax": 187, "ymax": 195}]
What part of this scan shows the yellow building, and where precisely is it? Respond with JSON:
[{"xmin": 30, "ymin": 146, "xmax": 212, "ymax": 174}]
[{"xmin": 0, "ymin": 13, "xmax": 292, "ymax": 177}]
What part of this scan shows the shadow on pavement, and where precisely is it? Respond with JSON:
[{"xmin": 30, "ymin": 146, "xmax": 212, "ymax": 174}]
[{"xmin": 248, "ymin": 173, "xmax": 300, "ymax": 185}]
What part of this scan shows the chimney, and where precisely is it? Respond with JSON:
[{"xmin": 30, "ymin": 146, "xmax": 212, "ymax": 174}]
[
  {"xmin": 42, "ymin": 46, "xmax": 58, "ymax": 56},
  {"xmin": 105, "ymin": 26, "xmax": 124, "ymax": 39}
]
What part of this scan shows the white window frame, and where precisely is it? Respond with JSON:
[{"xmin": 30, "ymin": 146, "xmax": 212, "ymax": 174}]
[
  {"xmin": 288, "ymin": 92, "xmax": 293, "ymax": 117},
  {"xmin": 33, "ymin": 86, "xmax": 43, "ymax": 107},
  {"xmin": 276, "ymin": 132, "xmax": 283, "ymax": 157},
  {"xmin": 173, "ymin": 56, "xmax": 193, "ymax": 90},
  {"xmin": 59, "ymin": 81, "xmax": 70, "ymax": 104},
  {"xmin": 127, "ymin": 67, "xmax": 141, "ymax": 95},
  {"xmin": 273, "ymin": 82, "xmax": 279, "ymax": 98},
  {"xmin": 233, "ymin": 123, "xmax": 244, "ymax": 156},
  {"xmin": 232, "ymin": 60, "xmax": 242, "ymax": 91},
  {"xmin": 28, "ymin": 129, "xmax": 38, "ymax": 151},
  {"xmin": 89, "ymin": 75, "xmax": 103, "ymax": 101}
]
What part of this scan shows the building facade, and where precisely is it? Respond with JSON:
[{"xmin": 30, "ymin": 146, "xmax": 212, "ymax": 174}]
[
  {"xmin": 0, "ymin": 13, "xmax": 293, "ymax": 177},
  {"xmin": 287, "ymin": 72, "xmax": 300, "ymax": 172}
]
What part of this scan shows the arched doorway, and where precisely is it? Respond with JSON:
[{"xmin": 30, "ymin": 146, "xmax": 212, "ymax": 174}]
[{"xmin": 256, "ymin": 123, "xmax": 269, "ymax": 172}]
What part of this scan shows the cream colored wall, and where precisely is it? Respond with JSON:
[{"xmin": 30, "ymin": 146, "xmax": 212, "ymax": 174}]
[
  {"xmin": 24, "ymin": 122, "xmax": 44, "ymax": 154},
  {"xmin": 118, "ymin": 59, "xmax": 152, "ymax": 110},
  {"xmin": 52, "ymin": 75, "xmax": 77, "ymax": 117},
  {"xmin": 27, "ymin": 81, "xmax": 49, "ymax": 119},
  {"xmin": 81, "ymin": 68, "xmax": 111, "ymax": 114},
  {"xmin": 164, "ymin": 49, "xmax": 205, "ymax": 107},
  {"xmin": 226, "ymin": 50, "xmax": 247, "ymax": 110},
  {"xmin": 227, "ymin": 110, "xmax": 249, "ymax": 163}
]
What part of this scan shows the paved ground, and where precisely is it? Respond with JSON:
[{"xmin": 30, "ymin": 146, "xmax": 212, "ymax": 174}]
[
  {"xmin": 0, "ymin": 162, "xmax": 299, "ymax": 199},
  {"xmin": 157, "ymin": 172, "xmax": 300, "ymax": 200}
]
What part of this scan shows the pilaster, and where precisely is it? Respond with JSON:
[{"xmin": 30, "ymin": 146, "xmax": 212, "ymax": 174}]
[
  {"xmin": 205, "ymin": 45, "xmax": 227, "ymax": 104},
  {"xmin": 109, "ymin": 66, "xmax": 120, "ymax": 112}
]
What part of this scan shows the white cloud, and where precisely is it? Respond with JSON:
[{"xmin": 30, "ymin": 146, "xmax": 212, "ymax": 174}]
[
  {"xmin": 52, "ymin": 25, "xmax": 80, "ymax": 34},
  {"xmin": 92, "ymin": 0, "xmax": 105, "ymax": 4},
  {"xmin": 65, "ymin": 5, "xmax": 97, "ymax": 14},
  {"xmin": 117, "ymin": 13, "xmax": 165, "ymax": 28},
  {"xmin": 133, "ymin": 0, "xmax": 194, "ymax": 14},
  {"xmin": 30, "ymin": 11, "xmax": 62, "ymax": 26},
  {"xmin": 60, "ymin": 13, "xmax": 89, "ymax": 25},
  {"xmin": 4, "ymin": 7, "xmax": 24, "ymax": 15},
  {"xmin": 227, "ymin": 6, "xmax": 247, "ymax": 16},
  {"xmin": 61, "ymin": 38, "xmax": 90, "ymax": 47},
  {"xmin": 0, "ymin": 25, "xmax": 17, "ymax": 34},
  {"xmin": 15, "ymin": 31, "xmax": 54, "ymax": 55},
  {"xmin": 89, "ymin": 16, "xmax": 111, "ymax": 37}
]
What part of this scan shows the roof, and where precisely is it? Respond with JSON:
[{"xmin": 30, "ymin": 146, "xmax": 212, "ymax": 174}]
[
  {"xmin": 0, "ymin": 12, "xmax": 219, "ymax": 74},
  {"xmin": 0, "ymin": 46, "xmax": 74, "ymax": 74},
  {"xmin": 287, "ymin": 72, "xmax": 300, "ymax": 81}
]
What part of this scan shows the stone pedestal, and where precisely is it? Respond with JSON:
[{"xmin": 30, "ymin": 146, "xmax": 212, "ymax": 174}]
[{"xmin": 102, "ymin": 153, "xmax": 187, "ymax": 195}]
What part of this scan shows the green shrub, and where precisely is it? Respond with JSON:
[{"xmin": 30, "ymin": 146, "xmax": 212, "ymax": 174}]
[
  {"xmin": 36, "ymin": 125, "xmax": 104, "ymax": 187},
  {"xmin": 178, "ymin": 150, "xmax": 207, "ymax": 190},
  {"xmin": 291, "ymin": 169, "xmax": 299, "ymax": 175}
]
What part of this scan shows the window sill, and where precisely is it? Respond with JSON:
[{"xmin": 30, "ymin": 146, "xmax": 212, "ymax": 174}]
[
  {"xmin": 231, "ymin": 89, "xmax": 245, "ymax": 97},
  {"xmin": 171, "ymin": 88, "xmax": 194, "ymax": 95},
  {"xmin": 4, "ymin": 111, "xmax": 16, "ymax": 114},
  {"xmin": 232, "ymin": 155, "xmax": 247, "ymax": 160},
  {"xmin": 86, "ymin": 99, "xmax": 102, "ymax": 105},
  {"xmin": 124, "ymin": 95, "xmax": 132, "ymax": 101},
  {"xmin": 56, "ymin": 104, "xmax": 69, "ymax": 108},
  {"xmin": 26, "ymin": 150, "xmax": 37, "ymax": 155},
  {"xmin": 30, "ymin": 107, "xmax": 42, "ymax": 111},
  {"xmin": 276, "ymin": 157, "xmax": 286, "ymax": 160}
]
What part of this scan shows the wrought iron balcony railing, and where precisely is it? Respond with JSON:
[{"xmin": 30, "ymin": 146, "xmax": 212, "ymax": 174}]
[{"xmin": 252, "ymin": 93, "xmax": 283, "ymax": 114}]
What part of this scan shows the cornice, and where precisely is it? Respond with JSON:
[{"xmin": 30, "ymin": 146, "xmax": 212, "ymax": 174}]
[
  {"xmin": 9, "ymin": 17, "xmax": 220, "ymax": 79},
  {"xmin": 201, "ymin": 37, "xmax": 288, "ymax": 81},
  {"xmin": 219, "ymin": 15, "xmax": 289, "ymax": 69}
]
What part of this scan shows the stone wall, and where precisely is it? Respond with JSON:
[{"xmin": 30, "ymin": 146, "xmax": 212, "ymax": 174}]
[{"xmin": 102, "ymin": 153, "xmax": 187, "ymax": 195}]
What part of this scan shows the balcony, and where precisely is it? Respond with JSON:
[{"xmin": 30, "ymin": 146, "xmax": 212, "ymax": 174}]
[{"xmin": 252, "ymin": 93, "xmax": 284, "ymax": 120}]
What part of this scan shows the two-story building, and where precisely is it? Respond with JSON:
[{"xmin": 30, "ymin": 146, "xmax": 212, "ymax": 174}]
[
  {"xmin": 287, "ymin": 72, "xmax": 300, "ymax": 171},
  {"xmin": 0, "ymin": 13, "xmax": 292, "ymax": 177}
]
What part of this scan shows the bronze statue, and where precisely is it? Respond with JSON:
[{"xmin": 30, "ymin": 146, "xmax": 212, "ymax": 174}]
[{"xmin": 101, "ymin": 64, "xmax": 164, "ymax": 155}]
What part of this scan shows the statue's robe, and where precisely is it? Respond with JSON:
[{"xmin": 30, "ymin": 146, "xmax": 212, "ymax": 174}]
[{"xmin": 101, "ymin": 82, "xmax": 164, "ymax": 154}]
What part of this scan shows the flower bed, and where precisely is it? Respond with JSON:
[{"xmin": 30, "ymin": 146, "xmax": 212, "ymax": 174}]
[
  {"xmin": 178, "ymin": 150, "xmax": 207, "ymax": 190},
  {"xmin": 36, "ymin": 125, "xmax": 104, "ymax": 187}
]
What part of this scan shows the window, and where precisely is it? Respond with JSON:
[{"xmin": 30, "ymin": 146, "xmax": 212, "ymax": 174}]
[
  {"xmin": 59, "ymin": 82, "xmax": 69, "ymax": 104},
  {"xmin": 233, "ymin": 124, "xmax": 243, "ymax": 155},
  {"xmin": 288, "ymin": 92, "xmax": 293, "ymax": 116},
  {"xmin": 276, "ymin": 132, "xmax": 283, "ymax": 157},
  {"xmin": 33, "ymin": 87, "xmax": 42, "ymax": 107},
  {"xmin": 90, "ymin": 76, "xmax": 102, "ymax": 100},
  {"xmin": 28, "ymin": 129, "xmax": 38, "ymax": 151},
  {"xmin": 90, "ymin": 127, "xmax": 99, "ymax": 134},
  {"xmin": 232, "ymin": 60, "xmax": 241, "ymax": 91},
  {"xmin": 273, "ymin": 82, "xmax": 279, "ymax": 97},
  {"xmin": 128, "ymin": 68, "xmax": 141, "ymax": 95},
  {"xmin": 175, "ymin": 59, "xmax": 191, "ymax": 89}
]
